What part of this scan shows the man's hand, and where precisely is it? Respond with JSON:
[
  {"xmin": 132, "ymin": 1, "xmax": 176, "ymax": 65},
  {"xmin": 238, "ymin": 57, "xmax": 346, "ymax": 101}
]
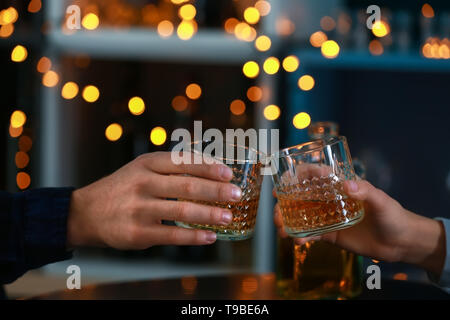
[
  {"xmin": 274, "ymin": 180, "xmax": 446, "ymax": 276},
  {"xmin": 67, "ymin": 152, "xmax": 242, "ymax": 249}
]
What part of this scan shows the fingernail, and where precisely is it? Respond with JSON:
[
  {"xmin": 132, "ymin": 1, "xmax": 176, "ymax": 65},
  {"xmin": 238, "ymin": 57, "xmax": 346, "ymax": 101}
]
[
  {"xmin": 221, "ymin": 166, "xmax": 233, "ymax": 180},
  {"xmin": 205, "ymin": 232, "xmax": 217, "ymax": 243},
  {"xmin": 221, "ymin": 211, "xmax": 233, "ymax": 225},
  {"xmin": 348, "ymin": 181, "xmax": 358, "ymax": 193},
  {"xmin": 231, "ymin": 187, "xmax": 242, "ymax": 201}
]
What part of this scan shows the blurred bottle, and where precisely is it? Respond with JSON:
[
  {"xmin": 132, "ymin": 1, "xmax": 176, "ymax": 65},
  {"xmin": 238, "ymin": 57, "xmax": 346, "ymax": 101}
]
[{"xmin": 276, "ymin": 121, "xmax": 363, "ymax": 300}]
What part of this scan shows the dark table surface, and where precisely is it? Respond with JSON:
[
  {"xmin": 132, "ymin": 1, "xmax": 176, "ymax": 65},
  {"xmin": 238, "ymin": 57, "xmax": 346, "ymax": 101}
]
[{"xmin": 31, "ymin": 273, "xmax": 450, "ymax": 300}]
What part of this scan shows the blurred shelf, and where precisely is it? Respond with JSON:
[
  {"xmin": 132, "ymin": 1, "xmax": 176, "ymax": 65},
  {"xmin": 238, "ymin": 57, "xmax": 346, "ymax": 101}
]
[
  {"xmin": 295, "ymin": 49, "xmax": 450, "ymax": 73},
  {"xmin": 47, "ymin": 28, "xmax": 258, "ymax": 64}
]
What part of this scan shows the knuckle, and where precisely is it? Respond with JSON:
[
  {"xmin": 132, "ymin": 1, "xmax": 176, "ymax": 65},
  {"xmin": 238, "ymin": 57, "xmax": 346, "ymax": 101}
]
[
  {"xmin": 210, "ymin": 207, "xmax": 221, "ymax": 223},
  {"xmin": 181, "ymin": 180, "xmax": 195, "ymax": 195},
  {"xmin": 175, "ymin": 202, "xmax": 189, "ymax": 221},
  {"xmin": 168, "ymin": 228, "xmax": 182, "ymax": 244},
  {"xmin": 217, "ymin": 183, "xmax": 229, "ymax": 200}
]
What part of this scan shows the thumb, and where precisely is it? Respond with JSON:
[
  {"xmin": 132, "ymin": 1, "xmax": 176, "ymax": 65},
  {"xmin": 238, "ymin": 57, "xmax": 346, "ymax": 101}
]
[{"xmin": 343, "ymin": 179, "xmax": 392, "ymax": 212}]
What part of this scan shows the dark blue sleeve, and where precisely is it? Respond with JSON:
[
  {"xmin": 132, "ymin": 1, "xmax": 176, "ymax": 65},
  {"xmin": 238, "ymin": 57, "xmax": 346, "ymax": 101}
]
[{"xmin": 0, "ymin": 188, "xmax": 74, "ymax": 284}]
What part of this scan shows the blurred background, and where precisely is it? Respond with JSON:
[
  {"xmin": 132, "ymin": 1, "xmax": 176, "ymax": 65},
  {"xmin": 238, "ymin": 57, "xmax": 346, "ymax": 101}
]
[{"xmin": 1, "ymin": 0, "xmax": 449, "ymax": 298}]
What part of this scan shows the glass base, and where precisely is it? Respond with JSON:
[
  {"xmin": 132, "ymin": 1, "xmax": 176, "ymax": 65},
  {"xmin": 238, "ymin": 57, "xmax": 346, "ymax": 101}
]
[
  {"xmin": 285, "ymin": 211, "xmax": 364, "ymax": 238},
  {"xmin": 174, "ymin": 221, "xmax": 254, "ymax": 241}
]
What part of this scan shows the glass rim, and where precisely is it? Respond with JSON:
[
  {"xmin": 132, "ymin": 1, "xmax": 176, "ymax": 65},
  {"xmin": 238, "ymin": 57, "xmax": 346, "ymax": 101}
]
[
  {"xmin": 270, "ymin": 136, "xmax": 347, "ymax": 160},
  {"xmin": 188, "ymin": 140, "xmax": 265, "ymax": 163}
]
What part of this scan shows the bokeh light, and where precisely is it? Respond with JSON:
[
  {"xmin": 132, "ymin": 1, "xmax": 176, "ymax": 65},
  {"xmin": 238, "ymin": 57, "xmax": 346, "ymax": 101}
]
[
  {"xmin": 0, "ymin": 23, "xmax": 14, "ymax": 38},
  {"xmin": 61, "ymin": 82, "xmax": 79, "ymax": 100},
  {"xmin": 128, "ymin": 97, "xmax": 146, "ymax": 115},
  {"xmin": 224, "ymin": 18, "xmax": 239, "ymax": 34},
  {"xmin": 263, "ymin": 105, "xmax": 281, "ymax": 121},
  {"xmin": 230, "ymin": 99, "xmax": 246, "ymax": 116},
  {"xmin": 263, "ymin": 57, "xmax": 280, "ymax": 75},
  {"xmin": 42, "ymin": 71, "xmax": 59, "ymax": 87},
  {"xmin": 422, "ymin": 3, "xmax": 434, "ymax": 18},
  {"xmin": 276, "ymin": 17, "xmax": 295, "ymax": 36},
  {"xmin": 298, "ymin": 75, "xmax": 315, "ymax": 91},
  {"xmin": 105, "ymin": 123, "xmax": 123, "ymax": 142},
  {"xmin": 28, "ymin": 0, "xmax": 42, "ymax": 13},
  {"xmin": 320, "ymin": 16, "xmax": 336, "ymax": 31},
  {"xmin": 247, "ymin": 86, "xmax": 263, "ymax": 102},
  {"xmin": 18, "ymin": 136, "xmax": 32, "ymax": 152},
  {"xmin": 255, "ymin": 1, "xmax": 271, "ymax": 16},
  {"xmin": 321, "ymin": 40, "xmax": 340, "ymax": 59},
  {"xmin": 17, "ymin": 172, "xmax": 31, "ymax": 190},
  {"xmin": 37, "ymin": 57, "xmax": 52, "ymax": 73},
  {"xmin": 369, "ymin": 40, "xmax": 384, "ymax": 55},
  {"xmin": 82, "ymin": 13, "xmax": 100, "ymax": 30},
  {"xmin": 310, "ymin": 31, "xmax": 328, "ymax": 47},
  {"xmin": 172, "ymin": 95, "xmax": 188, "ymax": 111},
  {"xmin": 177, "ymin": 20, "xmax": 196, "ymax": 40},
  {"xmin": 157, "ymin": 20, "xmax": 174, "ymax": 38},
  {"xmin": 82, "ymin": 85, "xmax": 100, "ymax": 103},
  {"xmin": 11, "ymin": 45, "xmax": 28, "ymax": 62},
  {"xmin": 178, "ymin": 4, "xmax": 196, "ymax": 20},
  {"xmin": 244, "ymin": 7, "xmax": 260, "ymax": 25},
  {"xmin": 242, "ymin": 61, "xmax": 259, "ymax": 78},
  {"xmin": 15, "ymin": 151, "xmax": 30, "ymax": 169},
  {"xmin": 185, "ymin": 83, "xmax": 202, "ymax": 100},
  {"xmin": 1, "ymin": 7, "xmax": 18, "ymax": 25},
  {"xmin": 371, "ymin": 20, "xmax": 390, "ymax": 38},
  {"xmin": 10, "ymin": 111, "xmax": 26, "ymax": 128},
  {"xmin": 150, "ymin": 127, "xmax": 167, "ymax": 146},
  {"xmin": 293, "ymin": 112, "xmax": 311, "ymax": 129},
  {"xmin": 9, "ymin": 125, "xmax": 23, "ymax": 138},
  {"xmin": 282, "ymin": 55, "xmax": 300, "ymax": 72},
  {"xmin": 255, "ymin": 35, "xmax": 271, "ymax": 52}
]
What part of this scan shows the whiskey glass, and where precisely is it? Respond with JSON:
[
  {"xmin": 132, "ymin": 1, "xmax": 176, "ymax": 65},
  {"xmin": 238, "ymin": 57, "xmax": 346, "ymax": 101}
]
[{"xmin": 271, "ymin": 136, "xmax": 364, "ymax": 238}]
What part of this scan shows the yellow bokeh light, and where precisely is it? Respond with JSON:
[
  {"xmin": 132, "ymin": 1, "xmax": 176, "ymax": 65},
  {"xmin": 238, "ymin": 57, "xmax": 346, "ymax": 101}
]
[
  {"xmin": 105, "ymin": 123, "xmax": 123, "ymax": 142},
  {"xmin": 61, "ymin": 82, "xmax": 79, "ymax": 100},
  {"xmin": 263, "ymin": 105, "xmax": 281, "ymax": 121},
  {"xmin": 439, "ymin": 44, "xmax": 450, "ymax": 59},
  {"xmin": 255, "ymin": 35, "xmax": 271, "ymax": 52},
  {"xmin": 178, "ymin": 4, "xmax": 196, "ymax": 20},
  {"xmin": 177, "ymin": 20, "xmax": 196, "ymax": 40},
  {"xmin": 15, "ymin": 151, "xmax": 30, "ymax": 169},
  {"xmin": 28, "ymin": 0, "xmax": 42, "ymax": 13},
  {"xmin": 150, "ymin": 127, "xmax": 167, "ymax": 146},
  {"xmin": 244, "ymin": 7, "xmax": 260, "ymax": 25},
  {"xmin": 82, "ymin": 13, "xmax": 100, "ymax": 30},
  {"xmin": 42, "ymin": 71, "xmax": 59, "ymax": 87},
  {"xmin": 186, "ymin": 83, "xmax": 202, "ymax": 100},
  {"xmin": 422, "ymin": 3, "xmax": 434, "ymax": 18},
  {"xmin": 230, "ymin": 99, "xmax": 246, "ymax": 116},
  {"xmin": 369, "ymin": 40, "xmax": 384, "ymax": 55},
  {"xmin": 320, "ymin": 16, "xmax": 336, "ymax": 31},
  {"xmin": 9, "ymin": 125, "xmax": 23, "ymax": 138},
  {"xmin": 310, "ymin": 31, "xmax": 328, "ymax": 47},
  {"xmin": 1, "ymin": 7, "xmax": 18, "ymax": 25},
  {"xmin": 11, "ymin": 45, "xmax": 28, "ymax": 62},
  {"xmin": 157, "ymin": 20, "xmax": 174, "ymax": 38},
  {"xmin": 10, "ymin": 110, "xmax": 26, "ymax": 128},
  {"xmin": 37, "ymin": 57, "xmax": 51, "ymax": 73},
  {"xmin": 263, "ymin": 57, "xmax": 280, "ymax": 75},
  {"xmin": 172, "ymin": 95, "xmax": 188, "ymax": 111},
  {"xmin": 255, "ymin": 1, "xmax": 271, "ymax": 16},
  {"xmin": 128, "ymin": 97, "xmax": 146, "ymax": 115},
  {"xmin": 0, "ymin": 23, "xmax": 14, "ymax": 38},
  {"xmin": 293, "ymin": 112, "xmax": 311, "ymax": 129},
  {"xmin": 242, "ymin": 61, "xmax": 259, "ymax": 78},
  {"xmin": 171, "ymin": 0, "xmax": 189, "ymax": 4},
  {"xmin": 371, "ymin": 21, "xmax": 390, "ymax": 38},
  {"xmin": 82, "ymin": 85, "xmax": 100, "ymax": 103},
  {"xmin": 282, "ymin": 55, "xmax": 300, "ymax": 72},
  {"xmin": 321, "ymin": 40, "xmax": 340, "ymax": 59},
  {"xmin": 224, "ymin": 18, "xmax": 239, "ymax": 34},
  {"xmin": 17, "ymin": 172, "xmax": 31, "ymax": 190},
  {"xmin": 247, "ymin": 86, "xmax": 262, "ymax": 102},
  {"xmin": 298, "ymin": 75, "xmax": 315, "ymax": 91},
  {"xmin": 234, "ymin": 22, "xmax": 256, "ymax": 42}
]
